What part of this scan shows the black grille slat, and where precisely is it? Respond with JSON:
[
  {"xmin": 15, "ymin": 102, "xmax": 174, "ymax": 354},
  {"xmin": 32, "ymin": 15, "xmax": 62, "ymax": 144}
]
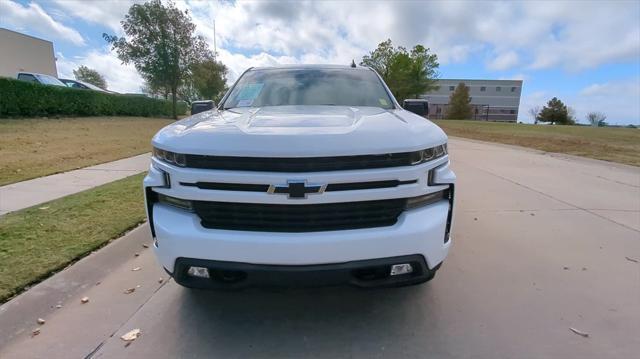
[
  {"xmin": 185, "ymin": 152, "xmax": 418, "ymax": 172},
  {"xmin": 193, "ymin": 199, "xmax": 406, "ymax": 232}
]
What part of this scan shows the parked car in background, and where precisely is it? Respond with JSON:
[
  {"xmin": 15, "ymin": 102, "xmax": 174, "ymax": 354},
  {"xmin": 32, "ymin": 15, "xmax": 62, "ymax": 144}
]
[
  {"xmin": 16, "ymin": 72, "xmax": 66, "ymax": 87},
  {"xmin": 190, "ymin": 100, "xmax": 215, "ymax": 115},
  {"xmin": 60, "ymin": 78, "xmax": 109, "ymax": 93}
]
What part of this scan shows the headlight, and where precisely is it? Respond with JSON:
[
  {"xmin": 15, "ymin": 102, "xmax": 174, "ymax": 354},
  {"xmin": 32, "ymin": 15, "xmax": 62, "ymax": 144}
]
[
  {"xmin": 410, "ymin": 143, "xmax": 448, "ymax": 165},
  {"xmin": 153, "ymin": 147, "xmax": 186, "ymax": 167}
]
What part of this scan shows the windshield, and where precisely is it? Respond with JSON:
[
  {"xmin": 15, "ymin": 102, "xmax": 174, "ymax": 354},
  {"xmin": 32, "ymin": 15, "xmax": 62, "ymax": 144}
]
[
  {"xmin": 35, "ymin": 74, "xmax": 66, "ymax": 87},
  {"xmin": 222, "ymin": 68, "xmax": 394, "ymax": 110}
]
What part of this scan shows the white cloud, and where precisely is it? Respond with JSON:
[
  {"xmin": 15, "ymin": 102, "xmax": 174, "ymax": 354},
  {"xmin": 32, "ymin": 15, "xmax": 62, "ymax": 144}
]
[
  {"xmin": 38, "ymin": 0, "xmax": 640, "ymax": 74},
  {"xmin": 574, "ymin": 79, "xmax": 640, "ymax": 125},
  {"xmin": 183, "ymin": 0, "xmax": 639, "ymax": 72},
  {"xmin": 0, "ymin": 1, "xmax": 85, "ymax": 45},
  {"xmin": 499, "ymin": 73, "xmax": 529, "ymax": 81},
  {"xmin": 487, "ymin": 51, "xmax": 519, "ymax": 71},
  {"xmin": 56, "ymin": 49, "xmax": 143, "ymax": 93},
  {"xmin": 50, "ymin": 0, "xmax": 139, "ymax": 34}
]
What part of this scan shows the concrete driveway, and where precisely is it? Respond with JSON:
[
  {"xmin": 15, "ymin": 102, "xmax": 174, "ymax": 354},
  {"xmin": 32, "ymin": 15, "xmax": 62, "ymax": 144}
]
[{"xmin": 1, "ymin": 138, "xmax": 639, "ymax": 358}]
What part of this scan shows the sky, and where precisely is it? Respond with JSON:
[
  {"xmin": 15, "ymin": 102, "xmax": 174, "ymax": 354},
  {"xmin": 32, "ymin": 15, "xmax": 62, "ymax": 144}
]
[{"xmin": 1, "ymin": 0, "xmax": 639, "ymax": 125}]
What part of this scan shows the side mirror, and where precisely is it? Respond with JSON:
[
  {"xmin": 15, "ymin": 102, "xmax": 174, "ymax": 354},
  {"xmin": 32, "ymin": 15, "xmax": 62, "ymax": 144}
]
[
  {"xmin": 190, "ymin": 100, "xmax": 215, "ymax": 115},
  {"xmin": 403, "ymin": 100, "xmax": 429, "ymax": 117}
]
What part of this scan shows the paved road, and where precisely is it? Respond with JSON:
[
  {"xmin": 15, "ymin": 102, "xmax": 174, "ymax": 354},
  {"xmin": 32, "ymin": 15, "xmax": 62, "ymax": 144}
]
[
  {"xmin": 1, "ymin": 138, "xmax": 639, "ymax": 358},
  {"xmin": 0, "ymin": 153, "xmax": 149, "ymax": 215}
]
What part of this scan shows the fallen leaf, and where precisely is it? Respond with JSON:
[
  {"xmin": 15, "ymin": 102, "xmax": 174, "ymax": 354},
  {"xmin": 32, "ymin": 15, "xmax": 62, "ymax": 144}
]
[
  {"xmin": 120, "ymin": 328, "xmax": 141, "ymax": 342},
  {"xmin": 158, "ymin": 278, "xmax": 164, "ymax": 283},
  {"xmin": 95, "ymin": 281, "xmax": 101, "ymax": 286},
  {"xmin": 134, "ymin": 253, "xmax": 140, "ymax": 257},
  {"xmin": 142, "ymin": 244, "xmax": 149, "ymax": 248},
  {"xmin": 625, "ymin": 256, "xmax": 638, "ymax": 263},
  {"xmin": 124, "ymin": 288, "xmax": 135, "ymax": 294},
  {"xmin": 132, "ymin": 267, "xmax": 141, "ymax": 271},
  {"xmin": 81, "ymin": 297, "xmax": 89, "ymax": 304},
  {"xmin": 563, "ymin": 266, "xmax": 570, "ymax": 270},
  {"xmin": 55, "ymin": 304, "xmax": 62, "ymax": 309},
  {"xmin": 569, "ymin": 327, "xmax": 589, "ymax": 338},
  {"xmin": 37, "ymin": 318, "xmax": 45, "ymax": 325},
  {"xmin": 32, "ymin": 328, "xmax": 40, "ymax": 337},
  {"xmin": 39, "ymin": 206, "xmax": 49, "ymax": 210},
  {"xmin": 136, "ymin": 285, "xmax": 141, "ymax": 288}
]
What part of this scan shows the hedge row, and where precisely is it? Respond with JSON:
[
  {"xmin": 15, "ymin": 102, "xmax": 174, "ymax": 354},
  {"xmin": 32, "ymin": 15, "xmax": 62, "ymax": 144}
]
[{"xmin": 0, "ymin": 77, "xmax": 187, "ymax": 118}]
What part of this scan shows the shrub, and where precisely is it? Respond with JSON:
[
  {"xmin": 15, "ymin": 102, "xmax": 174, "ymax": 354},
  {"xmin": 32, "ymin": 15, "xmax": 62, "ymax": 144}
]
[{"xmin": 0, "ymin": 77, "xmax": 187, "ymax": 118}]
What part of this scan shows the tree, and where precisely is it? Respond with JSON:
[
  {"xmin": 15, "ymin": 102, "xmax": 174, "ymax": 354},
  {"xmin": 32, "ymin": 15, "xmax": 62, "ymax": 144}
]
[
  {"xmin": 536, "ymin": 97, "xmax": 572, "ymax": 125},
  {"xmin": 446, "ymin": 83, "xmax": 472, "ymax": 119},
  {"xmin": 360, "ymin": 39, "xmax": 439, "ymax": 103},
  {"xmin": 104, "ymin": 0, "xmax": 211, "ymax": 118},
  {"xmin": 73, "ymin": 66, "xmax": 107, "ymax": 89},
  {"xmin": 586, "ymin": 112, "xmax": 607, "ymax": 127},
  {"xmin": 528, "ymin": 106, "xmax": 541, "ymax": 124},
  {"xmin": 190, "ymin": 57, "xmax": 228, "ymax": 102}
]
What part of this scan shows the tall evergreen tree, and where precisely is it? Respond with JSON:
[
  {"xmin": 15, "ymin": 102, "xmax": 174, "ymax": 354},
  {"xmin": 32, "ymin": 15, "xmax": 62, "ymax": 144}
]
[
  {"xmin": 536, "ymin": 97, "xmax": 572, "ymax": 125},
  {"xmin": 446, "ymin": 83, "xmax": 472, "ymax": 119}
]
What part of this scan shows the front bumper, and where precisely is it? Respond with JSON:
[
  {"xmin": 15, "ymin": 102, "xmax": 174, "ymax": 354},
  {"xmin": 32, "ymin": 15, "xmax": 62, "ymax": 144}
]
[
  {"xmin": 171, "ymin": 255, "xmax": 439, "ymax": 289},
  {"xmin": 152, "ymin": 198, "xmax": 452, "ymax": 274}
]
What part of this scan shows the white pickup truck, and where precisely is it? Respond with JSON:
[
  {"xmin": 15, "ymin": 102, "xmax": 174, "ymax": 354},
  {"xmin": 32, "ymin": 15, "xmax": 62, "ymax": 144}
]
[{"xmin": 144, "ymin": 65, "xmax": 455, "ymax": 289}]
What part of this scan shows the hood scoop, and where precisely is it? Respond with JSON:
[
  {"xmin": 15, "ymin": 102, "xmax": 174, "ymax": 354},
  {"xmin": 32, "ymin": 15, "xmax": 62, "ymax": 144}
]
[{"xmin": 244, "ymin": 106, "xmax": 367, "ymax": 129}]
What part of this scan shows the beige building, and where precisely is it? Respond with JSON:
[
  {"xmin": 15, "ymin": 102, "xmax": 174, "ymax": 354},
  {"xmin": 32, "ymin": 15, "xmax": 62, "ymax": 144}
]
[{"xmin": 0, "ymin": 28, "xmax": 57, "ymax": 78}]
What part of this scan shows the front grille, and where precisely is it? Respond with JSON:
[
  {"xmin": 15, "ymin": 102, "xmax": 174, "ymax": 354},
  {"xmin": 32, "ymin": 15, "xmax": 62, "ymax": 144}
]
[
  {"xmin": 180, "ymin": 179, "xmax": 417, "ymax": 192},
  {"xmin": 185, "ymin": 152, "xmax": 418, "ymax": 172},
  {"xmin": 193, "ymin": 198, "xmax": 407, "ymax": 232}
]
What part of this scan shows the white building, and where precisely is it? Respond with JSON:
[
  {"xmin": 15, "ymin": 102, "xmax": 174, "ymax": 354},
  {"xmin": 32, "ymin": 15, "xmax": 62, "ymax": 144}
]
[
  {"xmin": 421, "ymin": 79, "xmax": 523, "ymax": 122},
  {"xmin": 0, "ymin": 28, "xmax": 57, "ymax": 78}
]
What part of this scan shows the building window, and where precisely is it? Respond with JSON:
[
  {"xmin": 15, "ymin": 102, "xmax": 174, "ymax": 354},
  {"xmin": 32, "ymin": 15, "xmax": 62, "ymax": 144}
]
[
  {"xmin": 496, "ymin": 86, "xmax": 501, "ymax": 92},
  {"xmin": 449, "ymin": 86, "xmax": 455, "ymax": 91},
  {"xmin": 510, "ymin": 110, "xmax": 515, "ymax": 114},
  {"xmin": 511, "ymin": 87, "xmax": 517, "ymax": 92},
  {"xmin": 480, "ymin": 86, "xmax": 486, "ymax": 92}
]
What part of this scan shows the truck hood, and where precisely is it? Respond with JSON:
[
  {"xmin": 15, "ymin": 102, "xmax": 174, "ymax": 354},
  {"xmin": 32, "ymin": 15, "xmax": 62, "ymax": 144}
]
[{"xmin": 152, "ymin": 106, "xmax": 447, "ymax": 157}]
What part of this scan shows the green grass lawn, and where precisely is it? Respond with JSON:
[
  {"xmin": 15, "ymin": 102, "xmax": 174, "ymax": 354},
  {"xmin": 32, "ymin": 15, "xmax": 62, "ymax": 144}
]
[
  {"xmin": 0, "ymin": 173, "xmax": 146, "ymax": 302},
  {"xmin": 0, "ymin": 116, "xmax": 174, "ymax": 186},
  {"xmin": 434, "ymin": 120, "xmax": 640, "ymax": 167}
]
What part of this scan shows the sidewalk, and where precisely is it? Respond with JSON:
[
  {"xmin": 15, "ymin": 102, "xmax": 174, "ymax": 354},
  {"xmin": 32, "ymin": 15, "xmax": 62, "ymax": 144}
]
[{"xmin": 0, "ymin": 153, "xmax": 150, "ymax": 215}]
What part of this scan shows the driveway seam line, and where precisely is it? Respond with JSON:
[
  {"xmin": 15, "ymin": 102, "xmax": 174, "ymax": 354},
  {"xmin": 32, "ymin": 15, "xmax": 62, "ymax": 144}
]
[{"xmin": 84, "ymin": 278, "xmax": 171, "ymax": 359}]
